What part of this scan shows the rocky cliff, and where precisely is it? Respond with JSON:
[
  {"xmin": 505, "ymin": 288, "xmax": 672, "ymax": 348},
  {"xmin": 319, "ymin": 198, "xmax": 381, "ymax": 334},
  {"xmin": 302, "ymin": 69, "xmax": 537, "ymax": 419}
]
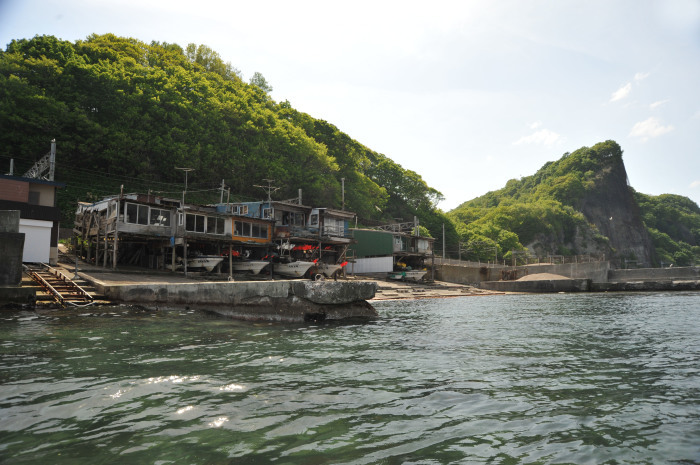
[{"xmin": 576, "ymin": 150, "xmax": 655, "ymax": 267}]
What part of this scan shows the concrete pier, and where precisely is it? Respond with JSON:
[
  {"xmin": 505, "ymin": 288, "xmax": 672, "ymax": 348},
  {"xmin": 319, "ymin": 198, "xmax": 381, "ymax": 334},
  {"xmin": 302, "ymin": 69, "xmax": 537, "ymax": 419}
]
[{"xmin": 83, "ymin": 272, "xmax": 378, "ymax": 322}]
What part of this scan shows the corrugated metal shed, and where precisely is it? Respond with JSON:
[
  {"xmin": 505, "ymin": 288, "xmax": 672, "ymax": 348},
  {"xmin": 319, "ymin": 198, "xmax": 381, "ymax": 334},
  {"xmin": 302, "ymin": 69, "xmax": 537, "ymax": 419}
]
[{"xmin": 348, "ymin": 229, "xmax": 393, "ymax": 258}]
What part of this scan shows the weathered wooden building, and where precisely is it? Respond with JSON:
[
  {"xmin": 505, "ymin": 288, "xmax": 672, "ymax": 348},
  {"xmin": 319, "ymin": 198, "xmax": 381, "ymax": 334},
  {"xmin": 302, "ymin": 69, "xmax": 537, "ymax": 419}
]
[{"xmin": 74, "ymin": 193, "xmax": 274, "ymax": 272}]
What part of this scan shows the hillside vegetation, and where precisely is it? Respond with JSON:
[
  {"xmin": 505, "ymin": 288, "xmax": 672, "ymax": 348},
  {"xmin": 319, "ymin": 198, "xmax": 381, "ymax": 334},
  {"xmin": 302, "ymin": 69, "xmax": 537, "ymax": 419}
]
[
  {"xmin": 449, "ymin": 140, "xmax": 700, "ymax": 266},
  {"xmin": 0, "ymin": 34, "xmax": 452, "ymax": 240}
]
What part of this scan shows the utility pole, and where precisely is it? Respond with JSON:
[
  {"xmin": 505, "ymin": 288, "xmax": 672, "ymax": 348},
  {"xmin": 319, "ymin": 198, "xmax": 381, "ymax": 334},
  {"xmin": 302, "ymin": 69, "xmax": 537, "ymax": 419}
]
[
  {"xmin": 220, "ymin": 179, "xmax": 226, "ymax": 203},
  {"xmin": 341, "ymin": 177, "xmax": 345, "ymax": 210},
  {"xmin": 175, "ymin": 167, "xmax": 194, "ymax": 277},
  {"xmin": 442, "ymin": 223, "xmax": 445, "ymax": 261},
  {"xmin": 175, "ymin": 167, "xmax": 194, "ymax": 203}
]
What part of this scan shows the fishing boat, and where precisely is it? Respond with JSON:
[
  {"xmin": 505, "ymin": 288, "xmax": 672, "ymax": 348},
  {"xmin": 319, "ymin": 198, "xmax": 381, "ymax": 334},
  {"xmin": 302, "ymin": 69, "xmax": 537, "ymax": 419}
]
[
  {"xmin": 388, "ymin": 270, "xmax": 428, "ymax": 282},
  {"xmin": 314, "ymin": 261, "xmax": 347, "ymax": 278},
  {"xmin": 230, "ymin": 260, "xmax": 270, "ymax": 275},
  {"xmin": 187, "ymin": 255, "xmax": 224, "ymax": 272},
  {"xmin": 272, "ymin": 260, "xmax": 316, "ymax": 278}
]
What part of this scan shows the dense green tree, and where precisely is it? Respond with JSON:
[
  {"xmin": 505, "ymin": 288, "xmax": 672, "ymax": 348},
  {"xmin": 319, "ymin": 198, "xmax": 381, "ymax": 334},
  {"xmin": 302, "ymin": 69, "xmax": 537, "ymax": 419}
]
[
  {"xmin": 1, "ymin": 34, "xmax": 450, "ymax": 240},
  {"xmin": 249, "ymin": 72, "xmax": 273, "ymax": 94}
]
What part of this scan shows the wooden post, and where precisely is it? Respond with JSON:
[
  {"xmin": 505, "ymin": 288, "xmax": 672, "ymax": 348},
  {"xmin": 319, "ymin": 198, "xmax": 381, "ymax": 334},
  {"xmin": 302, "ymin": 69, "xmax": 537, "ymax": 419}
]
[
  {"xmin": 112, "ymin": 200, "xmax": 119, "ymax": 270},
  {"xmin": 228, "ymin": 243, "xmax": 233, "ymax": 280}
]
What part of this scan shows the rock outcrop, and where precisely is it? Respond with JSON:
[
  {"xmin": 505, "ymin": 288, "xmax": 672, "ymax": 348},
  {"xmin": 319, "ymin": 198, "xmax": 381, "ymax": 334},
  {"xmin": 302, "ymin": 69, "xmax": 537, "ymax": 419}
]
[{"xmin": 576, "ymin": 147, "xmax": 655, "ymax": 267}]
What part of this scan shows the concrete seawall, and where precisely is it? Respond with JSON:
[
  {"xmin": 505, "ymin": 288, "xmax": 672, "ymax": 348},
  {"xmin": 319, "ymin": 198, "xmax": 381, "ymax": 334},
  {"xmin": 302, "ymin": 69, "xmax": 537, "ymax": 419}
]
[
  {"xmin": 90, "ymin": 278, "xmax": 378, "ymax": 323},
  {"xmin": 435, "ymin": 262, "xmax": 700, "ymax": 293},
  {"xmin": 481, "ymin": 278, "xmax": 592, "ymax": 293}
]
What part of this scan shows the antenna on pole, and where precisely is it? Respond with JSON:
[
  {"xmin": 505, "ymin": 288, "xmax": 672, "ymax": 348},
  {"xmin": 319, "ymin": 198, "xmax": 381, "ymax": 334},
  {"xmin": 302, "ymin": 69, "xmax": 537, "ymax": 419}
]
[
  {"xmin": 254, "ymin": 179, "xmax": 279, "ymax": 204},
  {"xmin": 175, "ymin": 167, "xmax": 194, "ymax": 203}
]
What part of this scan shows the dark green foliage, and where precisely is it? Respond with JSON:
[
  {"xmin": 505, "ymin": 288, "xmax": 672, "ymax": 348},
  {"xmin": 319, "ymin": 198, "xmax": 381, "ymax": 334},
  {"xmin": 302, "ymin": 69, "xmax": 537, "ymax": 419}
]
[
  {"xmin": 448, "ymin": 141, "xmax": 623, "ymax": 260},
  {"xmin": 449, "ymin": 139, "xmax": 699, "ymax": 265},
  {"xmin": 1, "ymin": 34, "xmax": 444, "ymax": 234},
  {"xmin": 635, "ymin": 191, "xmax": 700, "ymax": 265}
]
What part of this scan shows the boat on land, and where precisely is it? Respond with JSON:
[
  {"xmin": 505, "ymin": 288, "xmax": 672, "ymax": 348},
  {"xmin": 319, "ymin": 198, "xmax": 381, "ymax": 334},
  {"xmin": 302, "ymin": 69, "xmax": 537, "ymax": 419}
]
[
  {"xmin": 389, "ymin": 270, "xmax": 428, "ymax": 282},
  {"xmin": 230, "ymin": 260, "xmax": 270, "ymax": 275},
  {"xmin": 187, "ymin": 255, "xmax": 224, "ymax": 272},
  {"xmin": 272, "ymin": 260, "xmax": 316, "ymax": 278},
  {"xmin": 314, "ymin": 261, "xmax": 347, "ymax": 278}
]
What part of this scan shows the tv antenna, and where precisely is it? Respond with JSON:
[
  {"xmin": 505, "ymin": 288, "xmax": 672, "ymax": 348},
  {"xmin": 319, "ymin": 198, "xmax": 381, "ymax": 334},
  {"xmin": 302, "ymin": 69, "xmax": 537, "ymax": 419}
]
[{"xmin": 254, "ymin": 179, "xmax": 279, "ymax": 203}]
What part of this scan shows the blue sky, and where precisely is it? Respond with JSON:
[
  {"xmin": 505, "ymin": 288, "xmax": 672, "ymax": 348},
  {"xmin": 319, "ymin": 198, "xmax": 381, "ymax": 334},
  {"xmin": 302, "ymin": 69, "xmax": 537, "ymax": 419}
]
[{"xmin": 1, "ymin": 0, "xmax": 699, "ymax": 211}]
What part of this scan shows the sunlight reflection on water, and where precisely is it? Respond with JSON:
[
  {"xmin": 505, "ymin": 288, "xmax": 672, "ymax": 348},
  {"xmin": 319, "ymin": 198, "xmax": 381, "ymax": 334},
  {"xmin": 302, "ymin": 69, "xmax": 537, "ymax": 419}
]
[{"xmin": 0, "ymin": 293, "xmax": 699, "ymax": 464}]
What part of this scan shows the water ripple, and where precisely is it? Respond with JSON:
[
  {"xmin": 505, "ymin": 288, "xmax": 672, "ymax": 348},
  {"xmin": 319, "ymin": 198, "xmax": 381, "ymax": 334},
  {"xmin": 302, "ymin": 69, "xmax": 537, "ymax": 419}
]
[{"xmin": 0, "ymin": 293, "xmax": 699, "ymax": 463}]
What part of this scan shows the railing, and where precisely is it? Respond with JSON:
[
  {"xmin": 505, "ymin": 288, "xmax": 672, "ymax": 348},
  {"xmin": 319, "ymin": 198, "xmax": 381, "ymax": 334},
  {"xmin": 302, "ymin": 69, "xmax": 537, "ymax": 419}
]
[
  {"xmin": 285, "ymin": 225, "xmax": 352, "ymax": 239},
  {"xmin": 434, "ymin": 253, "xmax": 606, "ymax": 268}
]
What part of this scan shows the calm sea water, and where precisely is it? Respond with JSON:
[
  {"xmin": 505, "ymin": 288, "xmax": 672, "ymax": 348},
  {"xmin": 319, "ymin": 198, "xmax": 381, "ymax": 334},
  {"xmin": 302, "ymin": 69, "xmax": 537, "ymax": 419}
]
[{"xmin": 1, "ymin": 293, "xmax": 699, "ymax": 464}]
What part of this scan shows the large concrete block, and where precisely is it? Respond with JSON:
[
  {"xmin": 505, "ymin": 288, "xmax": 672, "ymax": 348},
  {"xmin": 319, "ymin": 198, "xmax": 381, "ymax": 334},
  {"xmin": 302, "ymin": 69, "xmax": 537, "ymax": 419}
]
[
  {"xmin": 0, "ymin": 232, "xmax": 25, "ymax": 285},
  {"xmin": 0, "ymin": 210, "xmax": 20, "ymax": 233}
]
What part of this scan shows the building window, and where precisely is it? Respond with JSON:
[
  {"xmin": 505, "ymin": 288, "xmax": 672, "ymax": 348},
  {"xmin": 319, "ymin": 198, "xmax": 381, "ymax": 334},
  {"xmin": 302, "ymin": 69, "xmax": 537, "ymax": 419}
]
[
  {"xmin": 185, "ymin": 213, "xmax": 205, "ymax": 233},
  {"xmin": 150, "ymin": 208, "xmax": 171, "ymax": 227},
  {"xmin": 233, "ymin": 205, "xmax": 249, "ymax": 215},
  {"xmin": 234, "ymin": 220, "xmax": 268, "ymax": 239},
  {"xmin": 28, "ymin": 191, "xmax": 40, "ymax": 205},
  {"xmin": 262, "ymin": 208, "xmax": 272, "ymax": 219},
  {"xmin": 207, "ymin": 217, "xmax": 225, "ymax": 235},
  {"xmin": 125, "ymin": 202, "xmax": 149, "ymax": 225}
]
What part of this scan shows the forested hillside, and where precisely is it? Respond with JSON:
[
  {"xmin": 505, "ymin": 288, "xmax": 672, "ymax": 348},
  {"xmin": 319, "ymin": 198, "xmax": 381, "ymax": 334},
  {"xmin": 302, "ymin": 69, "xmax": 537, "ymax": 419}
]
[
  {"xmin": 449, "ymin": 140, "xmax": 700, "ymax": 266},
  {"xmin": 0, "ymin": 34, "xmax": 452, "ymax": 240}
]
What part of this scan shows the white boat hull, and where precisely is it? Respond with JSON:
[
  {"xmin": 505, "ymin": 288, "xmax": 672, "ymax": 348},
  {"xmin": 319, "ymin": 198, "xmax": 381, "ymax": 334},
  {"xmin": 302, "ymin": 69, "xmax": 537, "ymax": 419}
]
[
  {"xmin": 315, "ymin": 263, "xmax": 342, "ymax": 277},
  {"xmin": 230, "ymin": 260, "xmax": 270, "ymax": 275},
  {"xmin": 389, "ymin": 270, "xmax": 427, "ymax": 282},
  {"xmin": 187, "ymin": 256, "xmax": 224, "ymax": 272},
  {"xmin": 273, "ymin": 261, "xmax": 315, "ymax": 278}
]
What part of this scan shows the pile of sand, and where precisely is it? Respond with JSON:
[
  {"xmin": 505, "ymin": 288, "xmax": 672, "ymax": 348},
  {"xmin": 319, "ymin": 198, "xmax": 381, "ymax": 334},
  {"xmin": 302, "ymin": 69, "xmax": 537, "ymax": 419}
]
[{"xmin": 516, "ymin": 273, "xmax": 572, "ymax": 281}]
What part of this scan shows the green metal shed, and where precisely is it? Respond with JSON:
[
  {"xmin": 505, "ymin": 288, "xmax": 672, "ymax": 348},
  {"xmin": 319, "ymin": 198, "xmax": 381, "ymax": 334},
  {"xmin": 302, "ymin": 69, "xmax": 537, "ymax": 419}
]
[{"xmin": 348, "ymin": 229, "xmax": 393, "ymax": 258}]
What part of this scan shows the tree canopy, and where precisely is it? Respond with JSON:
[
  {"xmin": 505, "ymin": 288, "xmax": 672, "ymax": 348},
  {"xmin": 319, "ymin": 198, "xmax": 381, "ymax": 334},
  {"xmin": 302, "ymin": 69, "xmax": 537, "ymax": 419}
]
[
  {"xmin": 448, "ymin": 140, "xmax": 699, "ymax": 266},
  {"xmin": 1, "ymin": 34, "xmax": 444, "ymax": 235}
]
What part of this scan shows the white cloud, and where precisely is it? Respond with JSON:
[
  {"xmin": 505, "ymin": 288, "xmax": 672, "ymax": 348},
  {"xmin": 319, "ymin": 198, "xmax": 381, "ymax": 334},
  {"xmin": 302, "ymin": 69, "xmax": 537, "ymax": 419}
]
[
  {"xmin": 691, "ymin": 180, "xmax": 700, "ymax": 189},
  {"xmin": 650, "ymin": 99, "xmax": 669, "ymax": 109},
  {"xmin": 634, "ymin": 72, "xmax": 650, "ymax": 81},
  {"xmin": 529, "ymin": 121, "xmax": 542, "ymax": 130},
  {"xmin": 514, "ymin": 128, "xmax": 564, "ymax": 146},
  {"xmin": 629, "ymin": 117, "xmax": 674, "ymax": 142},
  {"xmin": 610, "ymin": 82, "xmax": 632, "ymax": 102}
]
